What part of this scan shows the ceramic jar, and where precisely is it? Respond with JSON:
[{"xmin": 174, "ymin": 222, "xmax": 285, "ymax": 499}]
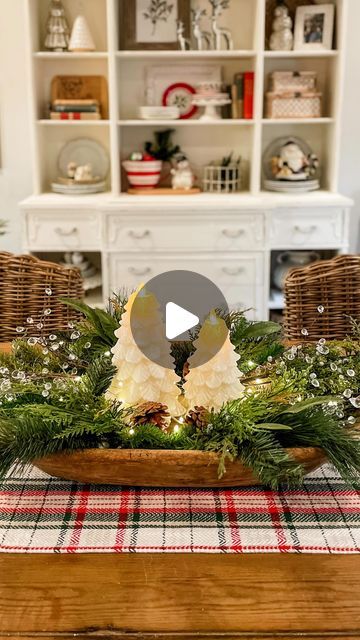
[{"xmin": 273, "ymin": 251, "xmax": 320, "ymax": 290}]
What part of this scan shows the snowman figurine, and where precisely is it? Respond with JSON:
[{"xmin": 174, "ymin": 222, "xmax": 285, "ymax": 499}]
[
  {"xmin": 269, "ymin": 0, "xmax": 294, "ymax": 51},
  {"xmin": 171, "ymin": 155, "xmax": 194, "ymax": 191}
]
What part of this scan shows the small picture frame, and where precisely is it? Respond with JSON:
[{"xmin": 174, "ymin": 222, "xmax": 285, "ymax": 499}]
[
  {"xmin": 294, "ymin": 4, "xmax": 335, "ymax": 51},
  {"xmin": 120, "ymin": 0, "xmax": 190, "ymax": 50}
]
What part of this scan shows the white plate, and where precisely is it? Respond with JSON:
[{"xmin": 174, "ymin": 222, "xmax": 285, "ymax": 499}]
[
  {"xmin": 52, "ymin": 181, "xmax": 106, "ymax": 195},
  {"xmin": 146, "ymin": 64, "xmax": 222, "ymax": 111},
  {"xmin": 58, "ymin": 138, "xmax": 109, "ymax": 180},
  {"xmin": 139, "ymin": 106, "xmax": 180, "ymax": 120}
]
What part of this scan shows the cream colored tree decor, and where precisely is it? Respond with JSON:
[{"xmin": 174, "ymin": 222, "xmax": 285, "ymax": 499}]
[
  {"xmin": 106, "ymin": 287, "xmax": 184, "ymax": 417},
  {"xmin": 69, "ymin": 15, "xmax": 96, "ymax": 52},
  {"xmin": 184, "ymin": 311, "xmax": 245, "ymax": 411}
]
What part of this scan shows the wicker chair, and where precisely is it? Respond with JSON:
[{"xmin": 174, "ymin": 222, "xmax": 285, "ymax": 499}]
[
  {"xmin": 0, "ymin": 253, "xmax": 84, "ymax": 342},
  {"xmin": 283, "ymin": 255, "xmax": 360, "ymax": 342}
]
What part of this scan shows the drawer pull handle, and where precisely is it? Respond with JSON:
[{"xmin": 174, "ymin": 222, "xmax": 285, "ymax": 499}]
[
  {"xmin": 128, "ymin": 230, "xmax": 151, "ymax": 240},
  {"xmin": 129, "ymin": 267, "xmax": 151, "ymax": 276},
  {"xmin": 222, "ymin": 267, "xmax": 244, "ymax": 276},
  {"xmin": 222, "ymin": 229, "xmax": 245, "ymax": 238},
  {"xmin": 55, "ymin": 227, "xmax": 78, "ymax": 237},
  {"xmin": 293, "ymin": 225, "xmax": 317, "ymax": 234}
]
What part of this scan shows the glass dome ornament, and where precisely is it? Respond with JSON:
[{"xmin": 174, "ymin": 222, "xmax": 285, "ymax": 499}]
[
  {"xmin": 263, "ymin": 136, "xmax": 320, "ymax": 193},
  {"xmin": 44, "ymin": 0, "xmax": 70, "ymax": 52}
]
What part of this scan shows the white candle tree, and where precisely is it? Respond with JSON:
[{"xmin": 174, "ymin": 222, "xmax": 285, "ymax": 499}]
[
  {"xmin": 184, "ymin": 311, "xmax": 245, "ymax": 412},
  {"xmin": 106, "ymin": 287, "xmax": 184, "ymax": 417}
]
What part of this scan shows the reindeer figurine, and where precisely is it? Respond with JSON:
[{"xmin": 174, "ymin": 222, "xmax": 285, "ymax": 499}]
[
  {"xmin": 177, "ymin": 20, "xmax": 191, "ymax": 51},
  {"xmin": 210, "ymin": 0, "xmax": 234, "ymax": 50},
  {"xmin": 192, "ymin": 8, "xmax": 212, "ymax": 51}
]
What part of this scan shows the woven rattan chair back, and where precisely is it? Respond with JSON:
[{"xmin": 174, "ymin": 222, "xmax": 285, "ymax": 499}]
[
  {"xmin": 283, "ymin": 255, "xmax": 360, "ymax": 342},
  {"xmin": 0, "ymin": 253, "xmax": 84, "ymax": 342}
]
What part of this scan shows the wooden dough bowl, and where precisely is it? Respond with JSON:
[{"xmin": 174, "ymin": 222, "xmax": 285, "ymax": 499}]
[{"xmin": 34, "ymin": 447, "xmax": 326, "ymax": 487}]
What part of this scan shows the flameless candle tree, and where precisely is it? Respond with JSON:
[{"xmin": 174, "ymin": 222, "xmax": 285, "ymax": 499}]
[
  {"xmin": 106, "ymin": 287, "xmax": 184, "ymax": 417},
  {"xmin": 184, "ymin": 311, "xmax": 245, "ymax": 411}
]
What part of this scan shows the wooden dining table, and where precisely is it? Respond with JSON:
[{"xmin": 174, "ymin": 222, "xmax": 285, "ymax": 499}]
[{"xmin": 1, "ymin": 553, "xmax": 360, "ymax": 638}]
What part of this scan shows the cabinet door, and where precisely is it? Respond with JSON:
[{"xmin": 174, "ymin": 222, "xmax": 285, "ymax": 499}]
[
  {"xmin": 26, "ymin": 211, "xmax": 101, "ymax": 251},
  {"xmin": 108, "ymin": 253, "xmax": 264, "ymax": 320},
  {"xmin": 270, "ymin": 209, "xmax": 345, "ymax": 249}
]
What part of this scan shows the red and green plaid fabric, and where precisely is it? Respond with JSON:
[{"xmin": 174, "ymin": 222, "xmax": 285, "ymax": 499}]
[{"xmin": 0, "ymin": 464, "xmax": 359, "ymax": 553}]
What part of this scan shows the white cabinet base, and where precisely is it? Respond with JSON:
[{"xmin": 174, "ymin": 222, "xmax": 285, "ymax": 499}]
[{"xmin": 21, "ymin": 194, "xmax": 353, "ymax": 321}]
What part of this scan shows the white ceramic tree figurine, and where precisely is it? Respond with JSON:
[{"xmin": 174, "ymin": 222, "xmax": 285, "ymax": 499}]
[
  {"xmin": 44, "ymin": 0, "xmax": 70, "ymax": 52},
  {"xmin": 106, "ymin": 287, "xmax": 184, "ymax": 417},
  {"xmin": 69, "ymin": 15, "xmax": 96, "ymax": 52},
  {"xmin": 184, "ymin": 311, "xmax": 244, "ymax": 412}
]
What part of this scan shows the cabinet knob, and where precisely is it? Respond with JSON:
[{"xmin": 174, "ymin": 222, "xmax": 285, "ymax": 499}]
[
  {"xmin": 293, "ymin": 225, "xmax": 317, "ymax": 234},
  {"xmin": 55, "ymin": 227, "xmax": 78, "ymax": 236},
  {"xmin": 128, "ymin": 230, "xmax": 150, "ymax": 240},
  {"xmin": 129, "ymin": 267, "xmax": 151, "ymax": 276},
  {"xmin": 222, "ymin": 266, "xmax": 244, "ymax": 276},
  {"xmin": 222, "ymin": 229, "xmax": 245, "ymax": 238}
]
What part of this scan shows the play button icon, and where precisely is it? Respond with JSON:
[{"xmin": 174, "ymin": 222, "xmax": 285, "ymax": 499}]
[
  {"xmin": 130, "ymin": 270, "xmax": 229, "ymax": 369},
  {"xmin": 166, "ymin": 303, "xmax": 199, "ymax": 340}
]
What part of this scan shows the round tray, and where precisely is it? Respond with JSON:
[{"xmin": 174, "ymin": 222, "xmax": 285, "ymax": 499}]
[{"xmin": 33, "ymin": 448, "xmax": 326, "ymax": 487}]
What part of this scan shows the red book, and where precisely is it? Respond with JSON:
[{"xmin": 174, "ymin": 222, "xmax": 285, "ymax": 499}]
[{"xmin": 243, "ymin": 72, "xmax": 254, "ymax": 120}]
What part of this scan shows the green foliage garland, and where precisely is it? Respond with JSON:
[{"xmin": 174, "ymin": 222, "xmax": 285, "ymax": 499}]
[{"xmin": 0, "ymin": 295, "xmax": 360, "ymax": 488}]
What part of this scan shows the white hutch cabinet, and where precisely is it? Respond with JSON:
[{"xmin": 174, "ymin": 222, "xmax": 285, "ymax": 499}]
[{"xmin": 21, "ymin": 0, "xmax": 352, "ymax": 319}]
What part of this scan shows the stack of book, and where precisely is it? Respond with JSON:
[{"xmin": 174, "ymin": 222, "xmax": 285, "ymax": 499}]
[
  {"xmin": 228, "ymin": 72, "xmax": 254, "ymax": 120},
  {"xmin": 50, "ymin": 99, "xmax": 101, "ymax": 121}
]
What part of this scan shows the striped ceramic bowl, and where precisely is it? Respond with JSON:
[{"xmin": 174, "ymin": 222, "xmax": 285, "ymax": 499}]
[{"xmin": 123, "ymin": 160, "xmax": 162, "ymax": 189}]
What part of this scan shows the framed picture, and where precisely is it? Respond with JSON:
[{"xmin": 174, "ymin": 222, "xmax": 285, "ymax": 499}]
[
  {"xmin": 120, "ymin": 0, "xmax": 190, "ymax": 50},
  {"xmin": 294, "ymin": 4, "xmax": 335, "ymax": 51}
]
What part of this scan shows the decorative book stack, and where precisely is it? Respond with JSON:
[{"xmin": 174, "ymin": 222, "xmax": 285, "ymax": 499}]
[
  {"xmin": 50, "ymin": 99, "xmax": 101, "ymax": 120},
  {"xmin": 230, "ymin": 72, "xmax": 254, "ymax": 120},
  {"xmin": 265, "ymin": 71, "xmax": 322, "ymax": 119}
]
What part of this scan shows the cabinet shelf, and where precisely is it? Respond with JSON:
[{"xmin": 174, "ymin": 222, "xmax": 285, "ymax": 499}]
[
  {"xmin": 116, "ymin": 50, "xmax": 256, "ymax": 59},
  {"xmin": 262, "ymin": 118, "xmax": 334, "ymax": 125},
  {"xmin": 263, "ymin": 50, "xmax": 338, "ymax": 58},
  {"xmin": 33, "ymin": 52, "xmax": 108, "ymax": 59},
  {"xmin": 118, "ymin": 119, "xmax": 254, "ymax": 127}
]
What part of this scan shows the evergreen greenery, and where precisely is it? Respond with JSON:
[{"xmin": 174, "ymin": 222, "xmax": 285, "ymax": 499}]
[{"xmin": 1, "ymin": 296, "xmax": 360, "ymax": 488}]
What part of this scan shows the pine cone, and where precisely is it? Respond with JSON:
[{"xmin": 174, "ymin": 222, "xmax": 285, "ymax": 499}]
[
  {"xmin": 186, "ymin": 406, "xmax": 210, "ymax": 430},
  {"xmin": 183, "ymin": 360, "xmax": 190, "ymax": 378},
  {"xmin": 131, "ymin": 402, "xmax": 170, "ymax": 431}
]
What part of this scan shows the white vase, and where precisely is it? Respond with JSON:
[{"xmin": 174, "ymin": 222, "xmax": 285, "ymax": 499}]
[
  {"xmin": 273, "ymin": 251, "xmax": 320, "ymax": 290},
  {"xmin": 69, "ymin": 15, "xmax": 96, "ymax": 52}
]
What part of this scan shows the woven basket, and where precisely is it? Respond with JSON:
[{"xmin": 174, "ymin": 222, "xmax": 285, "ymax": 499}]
[
  {"xmin": 283, "ymin": 255, "xmax": 360, "ymax": 342},
  {"xmin": 0, "ymin": 253, "xmax": 84, "ymax": 342}
]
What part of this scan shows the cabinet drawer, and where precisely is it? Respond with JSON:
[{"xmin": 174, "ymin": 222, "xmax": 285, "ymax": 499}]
[
  {"xmin": 26, "ymin": 211, "xmax": 101, "ymax": 250},
  {"xmin": 108, "ymin": 253, "xmax": 264, "ymax": 320},
  {"xmin": 106, "ymin": 213, "xmax": 264, "ymax": 252},
  {"xmin": 270, "ymin": 209, "xmax": 344, "ymax": 248}
]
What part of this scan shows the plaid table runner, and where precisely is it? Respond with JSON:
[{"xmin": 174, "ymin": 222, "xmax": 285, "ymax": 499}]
[{"xmin": 0, "ymin": 464, "xmax": 359, "ymax": 554}]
